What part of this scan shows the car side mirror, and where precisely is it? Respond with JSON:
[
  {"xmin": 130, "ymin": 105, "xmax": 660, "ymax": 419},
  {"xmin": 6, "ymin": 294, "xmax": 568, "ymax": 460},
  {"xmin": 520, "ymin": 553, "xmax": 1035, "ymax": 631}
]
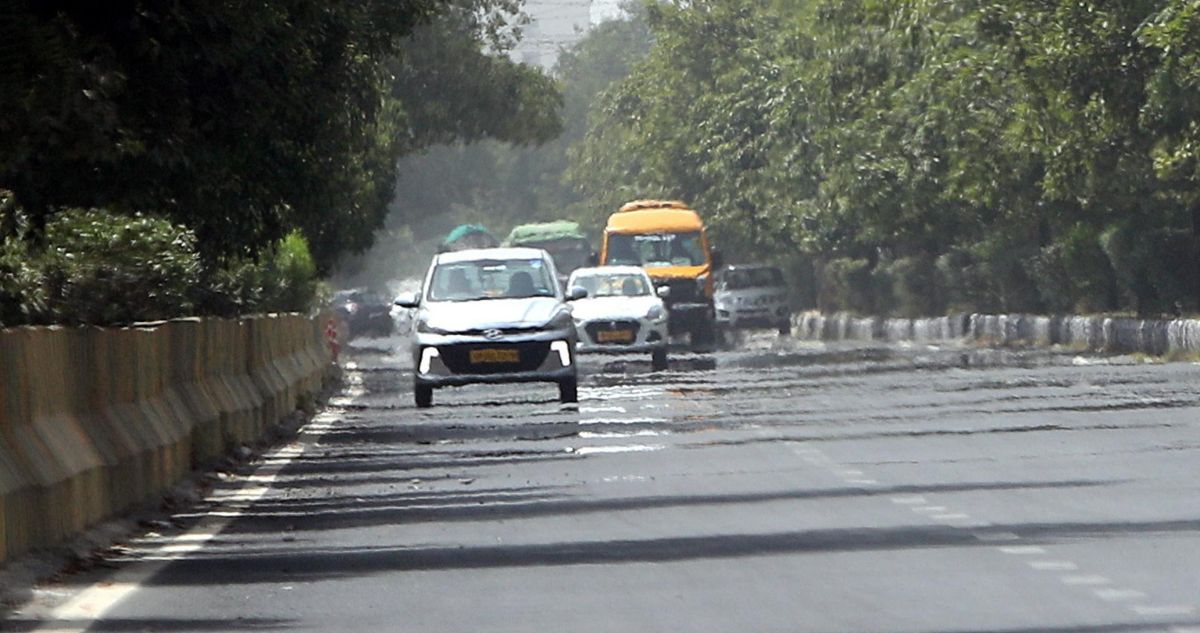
[
  {"xmin": 656, "ymin": 286, "xmax": 671, "ymax": 299},
  {"xmin": 710, "ymin": 249, "xmax": 724, "ymax": 270},
  {"xmin": 393, "ymin": 291, "xmax": 420, "ymax": 309},
  {"xmin": 587, "ymin": 251, "xmax": 599, "ymax": 266},
  {"xmin": 566, "ymin": 286, "xmax": 588, "ymax": 301}
]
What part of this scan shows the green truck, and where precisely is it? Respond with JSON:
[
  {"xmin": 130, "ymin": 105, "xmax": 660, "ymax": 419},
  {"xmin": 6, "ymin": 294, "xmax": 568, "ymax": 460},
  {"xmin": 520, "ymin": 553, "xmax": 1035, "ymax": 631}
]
[
  {"xmin": 439, "ymin": 224, "xmax": 499, "ymax": 252},
  {"xmin": 502, "ymin": 221, "xmax": 593, "ymax": 282}
]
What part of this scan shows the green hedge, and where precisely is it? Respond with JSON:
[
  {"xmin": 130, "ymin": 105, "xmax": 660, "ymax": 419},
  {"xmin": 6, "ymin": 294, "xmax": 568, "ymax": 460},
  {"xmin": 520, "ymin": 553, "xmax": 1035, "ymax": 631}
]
[{"xmin": 0, "ymin": 207, "xmax": 321, "ymax": 327}]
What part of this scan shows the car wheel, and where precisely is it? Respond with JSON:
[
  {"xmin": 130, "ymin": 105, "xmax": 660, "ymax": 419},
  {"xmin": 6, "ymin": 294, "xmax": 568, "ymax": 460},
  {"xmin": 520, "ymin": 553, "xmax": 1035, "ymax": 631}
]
[
  {"xmin": 651, "ymin": 347, "xmax": 669, "ymax": 371},
  {"xmin": 778, "ymin": 321, "xmax": 791, "ymax": 336},
  {"xmin": 558, "ymin": 376, "xmax": 578, "ymax": 403},
  {"xmin": 414, "ymin": 383, "xmax": 433, "ymax": 408}
]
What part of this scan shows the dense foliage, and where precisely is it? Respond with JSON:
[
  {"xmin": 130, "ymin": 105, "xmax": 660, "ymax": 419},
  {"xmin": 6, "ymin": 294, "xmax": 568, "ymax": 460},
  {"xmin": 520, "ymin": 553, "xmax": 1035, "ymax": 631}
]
[
  {"xmin": 568, "ymin": 0, "xmax": 1200, "ymax": 317},
  {"xmin": 0, "ymin": 0, "xmax": 563, "ymax": 323},
  {"xmin": 0, "ymin": 0, "xmax": 560, "ymax": 273},
  {"xmin": 0, "ymin": 205, "xmax": 319, "ymax": 326},
  {"xmin": 337, "ymin": 4, "xmax": 652, "ymax": 289}
]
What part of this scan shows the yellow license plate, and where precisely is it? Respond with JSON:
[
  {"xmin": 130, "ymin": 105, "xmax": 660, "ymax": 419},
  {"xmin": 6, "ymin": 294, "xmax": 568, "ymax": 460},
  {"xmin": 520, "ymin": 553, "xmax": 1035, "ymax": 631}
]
[
  {"xmin": 469, "ymin": 348, "xmax": 519, "ymax": 364},
  {"xmin": 597, "ymin": 330, "xmax": 634, "ymax": 343}
]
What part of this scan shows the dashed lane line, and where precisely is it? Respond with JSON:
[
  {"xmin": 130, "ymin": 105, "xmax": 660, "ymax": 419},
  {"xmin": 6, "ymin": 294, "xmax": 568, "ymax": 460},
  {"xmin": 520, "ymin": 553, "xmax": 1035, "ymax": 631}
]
[
  {"xmin": 931, "ymin": 513, "xmax": 971, "ymax": 521},
  {"xmin": 1060, "ymin": 575, "xmax": 1113, "ymax": 586},
  {"xmin": 1094, "ymin": 588, "xmax": 1149, "ymax": 602},
  {"xmin": 1029, "ymin": 561, "xmax": 1079, "ymax": 571},
  {"xmin": 997, "ymin": 545, "xmax": 1047, "ymax": 555}
]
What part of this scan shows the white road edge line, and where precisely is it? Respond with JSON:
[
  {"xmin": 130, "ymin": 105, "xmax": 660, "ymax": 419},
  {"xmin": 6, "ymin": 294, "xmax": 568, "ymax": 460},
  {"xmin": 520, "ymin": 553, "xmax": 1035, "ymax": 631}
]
[{"xmin": 31, "ymin": 406, "xmax": 345, "ymax": 632}]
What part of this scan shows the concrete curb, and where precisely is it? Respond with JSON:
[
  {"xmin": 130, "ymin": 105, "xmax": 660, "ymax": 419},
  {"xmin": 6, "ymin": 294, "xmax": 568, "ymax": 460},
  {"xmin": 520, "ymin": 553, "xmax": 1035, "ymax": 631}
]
[
  {"xmin": 792, "ymin": 312, "xmax": 1199, "ymax": 356},
  {"xmin": 0, "ymin": 315, "xmax": 330, "ymax": 566}
]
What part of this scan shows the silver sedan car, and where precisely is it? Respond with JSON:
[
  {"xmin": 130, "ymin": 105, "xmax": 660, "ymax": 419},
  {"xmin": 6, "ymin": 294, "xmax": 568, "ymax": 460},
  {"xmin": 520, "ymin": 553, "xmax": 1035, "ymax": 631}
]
[{"xmin": 394, "ymin": 248, "xmax": 586, "ymax": 408}]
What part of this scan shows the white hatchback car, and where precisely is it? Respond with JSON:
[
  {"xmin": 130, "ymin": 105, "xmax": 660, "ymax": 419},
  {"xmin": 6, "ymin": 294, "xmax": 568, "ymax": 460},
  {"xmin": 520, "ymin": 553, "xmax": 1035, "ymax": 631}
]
[
  {"xmin": 395, "ymin": 248, "xmax": 585, "ymax": 408},
  {"xmin": 567, "ymin": 266, "xmax": 670, "ymax": 371}
]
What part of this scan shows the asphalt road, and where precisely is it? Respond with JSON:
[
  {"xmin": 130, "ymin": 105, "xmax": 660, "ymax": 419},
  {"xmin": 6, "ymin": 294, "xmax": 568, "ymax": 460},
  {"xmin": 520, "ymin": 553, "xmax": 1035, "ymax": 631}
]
[{"xmin": 5, "ymin": 334, "xmax": 1200, "ymax": 632}]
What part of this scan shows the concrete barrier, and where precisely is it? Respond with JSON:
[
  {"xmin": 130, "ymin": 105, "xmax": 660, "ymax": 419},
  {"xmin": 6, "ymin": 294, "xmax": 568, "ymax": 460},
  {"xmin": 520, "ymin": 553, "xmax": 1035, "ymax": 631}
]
[
  {"xmin": 791, "ymin": 310, "xmax": 1200, "ymax": 357},
  {"xmin": 0, "ymin": 315, "xmax": 329, "ymax": 566}
]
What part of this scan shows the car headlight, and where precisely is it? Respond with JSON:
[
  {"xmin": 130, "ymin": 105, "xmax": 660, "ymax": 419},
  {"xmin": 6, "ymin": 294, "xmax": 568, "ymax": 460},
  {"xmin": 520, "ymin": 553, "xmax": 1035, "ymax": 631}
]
[
  {"xmin": 415, "ymin": 318, "xmax": 448, "ymax": 335},
  {"xmin": 646, "ymin": 304, "xmax": 665, "ymax": 321},
  {"xmin": 546, "ymin": 311, "xmax": 574, "ymax": 331}
]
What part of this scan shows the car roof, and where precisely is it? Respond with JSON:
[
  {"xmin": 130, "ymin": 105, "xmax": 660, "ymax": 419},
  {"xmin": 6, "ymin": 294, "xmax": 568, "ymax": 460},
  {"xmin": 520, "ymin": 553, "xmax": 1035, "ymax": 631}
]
[
  {"xmin": 606, "ymin": 205, "xmax": 704, "ymax": 234},
  {"xmin": 569, "ymin": 265, "xmax": 648, "ymax": 278},
  {"xmin": 435, "ymin": 247, "xmax": 549, "ymax": 264}
]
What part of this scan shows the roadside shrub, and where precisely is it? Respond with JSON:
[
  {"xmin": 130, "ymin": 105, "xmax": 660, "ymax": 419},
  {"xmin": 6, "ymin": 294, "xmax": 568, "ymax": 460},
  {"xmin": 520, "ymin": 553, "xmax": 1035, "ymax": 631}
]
[
  {"xmin": 40, "ymin": 209, "xmax": 200, "ymax": 324},
  {"xmin": 1029, "ymin": 225, "xmax": 1117, "ymax": 314},
  {"xmin": 1097, "ymin": 222, "xmax": 1192, "ymax": 317},
  {"xmin": 261, "ymin": 231, "xmax": 319, "ymax": 313},
  {"xmin": 0, "ymin": 239, "xmax": 46, "ymax": 326},
  {"xmin": 936, "ymin": 249, "xmax": 986, "ymax": 313},
  {"xmin": 887, "ymin": 255, "xmax": 942, "ymax": 317},
  {"xmin": 822, "ymin": 257, "xmax": 875, "ymax": 313}
]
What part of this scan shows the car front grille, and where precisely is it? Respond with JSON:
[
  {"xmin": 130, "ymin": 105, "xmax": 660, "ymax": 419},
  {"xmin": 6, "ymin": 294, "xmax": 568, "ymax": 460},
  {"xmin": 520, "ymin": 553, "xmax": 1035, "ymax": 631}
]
[
  {"xmin": 584, "ymin": 320, "xmax": 642, "ymax": 345},
  {"xmin": 438, "ymin": 342, "xmax": 551, "ymax": 374}
]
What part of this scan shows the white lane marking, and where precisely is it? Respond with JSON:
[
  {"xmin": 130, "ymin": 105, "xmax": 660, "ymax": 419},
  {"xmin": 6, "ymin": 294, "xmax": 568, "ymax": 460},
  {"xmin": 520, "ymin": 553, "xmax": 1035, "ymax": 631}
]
[
  {"xmin": 573, "ymin": 444, "xmax": 665, "ymax": 456},
  {"xmin": 1029, "ymin": 561, "xmax": 1079, "ymax": 571},
  {"xmin": 1060, "ymin": 575, "xmax": 1113, "ymax": 586},
  {"xmin": 911, "ymin": 506, "xmax": 948, "ymax": 513},
  {"xmin": 846, "ymin": 479, "xmax": 879, "ymax": 485},
  {"xmin": 973, "ymin": 532, "xmax": 1020, "ymax": 542},
  {"xmin": 890, "ymin": 496, "xmax": 927, "ymax": 505},
  {"xmin": 31, "ymin": 430, "xmax": 317, "ymax": 632},
  {"xmin": 1094, "ymin": 588, "xmax": 1148, "ymax": 602},
  {"xmin": 1131, "ymin": 605, "xmax": 1196, "ymax": 616},
  {"xmin": 998, "ymin": 546, "xmax": 1046, "ymax": 555},
  {"xmin": 931, "ymin": 513, "xmax": 971, "ymax": 521},
  {"xmin": 839, "ymin": 469, "xmax": 864, "ymax": 476},
  {"xmin": 579, "ymin": 416, "xmax": 666, "ymax": 425},
  {"xmin": 578, "ymin": 430, "xmax": 668, "ymax": 439},
  {"xmin": 580, "ymin": 405, "xmax": 626, "ymax": 413}
]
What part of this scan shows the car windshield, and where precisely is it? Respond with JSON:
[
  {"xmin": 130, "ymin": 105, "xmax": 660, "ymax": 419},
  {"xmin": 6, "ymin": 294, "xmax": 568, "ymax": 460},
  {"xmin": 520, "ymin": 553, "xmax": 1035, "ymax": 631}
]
[
  {"xmin": 427, "ymin": 258, "xmax": 556, "ymax": 302},
  {"xmin": 607, "ymin": 232, "xmax": 705, "ymax": 267},
  {"xmin": 571, "ymin": 272, "xmax": 651, "ymax": 298},
  {"xmin": 722, "ymin": 267, "xmax": 783, "ymax": 290}
]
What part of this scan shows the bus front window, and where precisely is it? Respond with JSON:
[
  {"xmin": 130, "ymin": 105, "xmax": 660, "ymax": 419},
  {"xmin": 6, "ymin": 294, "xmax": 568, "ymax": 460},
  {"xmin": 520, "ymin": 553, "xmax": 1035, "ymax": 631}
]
[{"xmin": 608, "ymin": 232, "xmax": 705, "ymax": 267}]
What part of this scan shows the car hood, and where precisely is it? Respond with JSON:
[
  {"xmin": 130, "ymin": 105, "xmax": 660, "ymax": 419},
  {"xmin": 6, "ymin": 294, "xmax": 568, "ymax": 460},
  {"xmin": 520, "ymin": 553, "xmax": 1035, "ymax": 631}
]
[
  {"xmin": 421, "ymin": 297, "xmax": 566, "ymax": 331},
  {"xmin": 572, "ymin": 296, "xmax": 660, "ymax": 321}
]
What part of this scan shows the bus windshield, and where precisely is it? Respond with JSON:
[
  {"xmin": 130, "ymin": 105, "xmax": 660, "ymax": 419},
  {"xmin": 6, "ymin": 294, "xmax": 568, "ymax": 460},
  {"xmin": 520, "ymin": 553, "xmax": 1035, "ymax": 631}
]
[{"xmin": 607, "ymin": 232, "xmax": 706, "ymax": 267}]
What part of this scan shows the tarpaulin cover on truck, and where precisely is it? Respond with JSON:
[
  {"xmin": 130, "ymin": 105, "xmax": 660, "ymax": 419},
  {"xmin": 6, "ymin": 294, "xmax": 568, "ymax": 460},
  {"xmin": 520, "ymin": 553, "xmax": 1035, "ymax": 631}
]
[{"xmin": 503, "ymin": 221, "xmax": 587, "ymax": 246}]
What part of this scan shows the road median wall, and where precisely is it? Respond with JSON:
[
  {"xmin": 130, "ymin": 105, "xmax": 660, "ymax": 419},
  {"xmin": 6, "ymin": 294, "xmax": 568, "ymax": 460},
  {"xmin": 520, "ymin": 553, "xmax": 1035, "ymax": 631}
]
[
  {"xmin": 793, "ymin": 312, "xmax": 1200, "ymax": 356},
  {"xmin": 0, "ymin": 315, "xmax": 329, "ymax": 565}
]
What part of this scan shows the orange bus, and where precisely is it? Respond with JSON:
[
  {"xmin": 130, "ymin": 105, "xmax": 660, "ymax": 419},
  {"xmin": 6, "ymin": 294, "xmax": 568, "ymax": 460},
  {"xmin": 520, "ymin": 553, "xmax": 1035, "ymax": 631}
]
[{"xmin": 600, "ymin": 200, "xmax": 722, "ymax": 346}]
